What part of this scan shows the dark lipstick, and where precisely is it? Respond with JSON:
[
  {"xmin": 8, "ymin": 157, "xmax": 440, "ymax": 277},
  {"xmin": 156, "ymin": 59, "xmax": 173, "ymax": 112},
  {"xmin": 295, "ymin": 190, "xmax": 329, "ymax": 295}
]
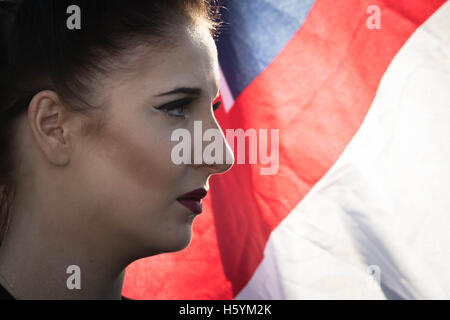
[{"xmin": 176, "ymin": 188, "xmax": 208, "ymax": 215}]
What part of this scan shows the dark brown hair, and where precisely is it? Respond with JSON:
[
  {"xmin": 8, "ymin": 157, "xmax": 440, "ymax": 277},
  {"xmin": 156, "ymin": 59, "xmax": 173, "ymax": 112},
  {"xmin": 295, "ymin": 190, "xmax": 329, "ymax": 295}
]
[{"xmin": 0, "ymin": 0, "xmax": 224, "ymax": 244}]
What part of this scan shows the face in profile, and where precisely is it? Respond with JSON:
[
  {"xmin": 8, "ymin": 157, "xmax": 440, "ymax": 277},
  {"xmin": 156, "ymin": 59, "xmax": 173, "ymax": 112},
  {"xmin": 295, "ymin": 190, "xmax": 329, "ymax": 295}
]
[{"xmin": 40, "ymin": 22, "xmax": 234, "ymax": 258}]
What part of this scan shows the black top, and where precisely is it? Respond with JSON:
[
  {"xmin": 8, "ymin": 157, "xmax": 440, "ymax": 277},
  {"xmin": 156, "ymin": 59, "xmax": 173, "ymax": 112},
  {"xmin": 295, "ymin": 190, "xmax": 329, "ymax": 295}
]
[
  {"xmin": 0, "ymin": 281, "xmax": 131, "ymax": 300},
  {"xmin": 0, "ymin": 282, "xmax": 14, "ymax": 300}
]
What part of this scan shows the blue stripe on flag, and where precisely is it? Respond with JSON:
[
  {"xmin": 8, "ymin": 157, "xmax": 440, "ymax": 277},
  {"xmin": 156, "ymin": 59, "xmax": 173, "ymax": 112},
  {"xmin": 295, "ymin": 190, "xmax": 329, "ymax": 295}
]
[{"xmin": 216, "ymin": 0, "xmax": 316, "ymax": 99}]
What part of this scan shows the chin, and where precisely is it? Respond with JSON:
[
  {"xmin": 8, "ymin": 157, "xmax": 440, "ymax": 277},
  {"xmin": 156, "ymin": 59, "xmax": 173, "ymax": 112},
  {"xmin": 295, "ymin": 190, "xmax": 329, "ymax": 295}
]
[
  {"xmin": 126, "ymin": 211, "xmax": 197, "ymax": 258},
  {"xmin": 163, "ymin": 228, "xmax": 194, "ymax": 253},
  {"xmin": 162, "ymin": 215, "xmax": 197, "ymax": 252},
  {"xmin": 136, "ymin": 225, "xmax": 194, "ymax": 257}
]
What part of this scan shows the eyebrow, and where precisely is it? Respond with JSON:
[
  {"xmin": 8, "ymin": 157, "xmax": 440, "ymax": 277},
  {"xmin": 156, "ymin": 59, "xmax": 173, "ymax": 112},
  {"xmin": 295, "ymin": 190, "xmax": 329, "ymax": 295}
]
[{"xmin": 155, "ymin": 87, "xmax": 202, "ymax": 97}]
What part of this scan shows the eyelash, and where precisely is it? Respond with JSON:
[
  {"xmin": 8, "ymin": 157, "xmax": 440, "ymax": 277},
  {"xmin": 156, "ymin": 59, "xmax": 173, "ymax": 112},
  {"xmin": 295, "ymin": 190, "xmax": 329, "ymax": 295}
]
[{"xmin": 154, "ymin": 99, "xmax": 222, "ymax": 119}]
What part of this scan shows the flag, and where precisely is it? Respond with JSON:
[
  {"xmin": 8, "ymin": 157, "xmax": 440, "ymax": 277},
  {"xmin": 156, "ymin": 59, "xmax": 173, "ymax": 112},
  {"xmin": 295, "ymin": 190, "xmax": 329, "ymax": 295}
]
[{"xmin": 123, "ymin": 0, "xmax": 450, "ymax": 299}]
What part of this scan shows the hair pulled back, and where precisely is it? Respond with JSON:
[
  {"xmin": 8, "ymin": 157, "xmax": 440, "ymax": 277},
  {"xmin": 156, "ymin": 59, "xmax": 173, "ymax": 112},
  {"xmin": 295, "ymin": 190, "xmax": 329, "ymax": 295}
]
[{"xmin": 0, "ymin": 0, "xmax": 224, "ymax": 244}]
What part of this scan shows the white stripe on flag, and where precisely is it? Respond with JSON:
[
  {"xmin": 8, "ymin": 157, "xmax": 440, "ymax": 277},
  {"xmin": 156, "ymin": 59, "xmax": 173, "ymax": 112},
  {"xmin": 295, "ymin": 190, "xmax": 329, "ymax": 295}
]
[
  {"xmin": 219, "ymin": 65, "xmax": 235, "ymax": 113},
  {"xmin": 236, "ymin": 2, "xmax": 450, "ymax": 299}
]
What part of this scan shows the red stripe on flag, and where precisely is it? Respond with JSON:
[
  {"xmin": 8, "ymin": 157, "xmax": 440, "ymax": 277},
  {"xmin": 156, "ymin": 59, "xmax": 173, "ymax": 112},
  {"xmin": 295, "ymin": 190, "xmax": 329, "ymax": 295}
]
[{"xmin": 122, "ymin": 0, "xmax": 445, "ymax": 299}]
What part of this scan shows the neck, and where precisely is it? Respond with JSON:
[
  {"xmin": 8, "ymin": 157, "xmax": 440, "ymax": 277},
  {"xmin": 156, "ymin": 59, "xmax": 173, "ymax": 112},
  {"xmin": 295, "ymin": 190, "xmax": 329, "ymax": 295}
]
[{"xmin": 0, "ymin": 182, "xmax": 133, "ymax": 300}]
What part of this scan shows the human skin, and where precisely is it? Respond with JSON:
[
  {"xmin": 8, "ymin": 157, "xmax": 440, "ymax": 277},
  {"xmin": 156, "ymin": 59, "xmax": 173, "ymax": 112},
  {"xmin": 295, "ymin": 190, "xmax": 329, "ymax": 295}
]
[{"xmin": 0, "ymin": 21, "xmax": 233, "ymax": 300}]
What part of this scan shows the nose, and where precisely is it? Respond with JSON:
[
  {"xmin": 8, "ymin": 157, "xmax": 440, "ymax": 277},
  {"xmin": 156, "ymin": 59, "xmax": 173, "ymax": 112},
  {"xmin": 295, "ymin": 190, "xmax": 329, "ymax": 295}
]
[{"xmin": 189, "ymin": 117, "xmax": 234, "ymax": 175}]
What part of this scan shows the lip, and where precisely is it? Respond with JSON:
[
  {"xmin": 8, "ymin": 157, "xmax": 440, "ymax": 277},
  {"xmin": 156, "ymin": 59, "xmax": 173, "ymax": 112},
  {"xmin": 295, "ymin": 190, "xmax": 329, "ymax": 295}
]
[{"xmin": 176, "ymin": 188, "xmax": 208, "ymax": 215}]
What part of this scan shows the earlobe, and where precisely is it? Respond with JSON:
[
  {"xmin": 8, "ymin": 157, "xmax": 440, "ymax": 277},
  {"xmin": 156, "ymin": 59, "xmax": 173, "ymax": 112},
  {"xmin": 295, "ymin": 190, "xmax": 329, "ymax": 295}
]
[{"xmin": 27, "ymin": 90, "xmax": 71, "ymax": 166}]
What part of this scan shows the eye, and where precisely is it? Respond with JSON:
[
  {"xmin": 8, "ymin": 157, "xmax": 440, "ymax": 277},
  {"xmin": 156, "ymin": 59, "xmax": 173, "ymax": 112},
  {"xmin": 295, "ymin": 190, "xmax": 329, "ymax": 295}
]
[
  {"xmin": 213, "ymin": 101, "xmax": 221, "ymax": 112},
  {"xmin": 154, "ymin": 98, "xmax": 193, "ymax": 119}
]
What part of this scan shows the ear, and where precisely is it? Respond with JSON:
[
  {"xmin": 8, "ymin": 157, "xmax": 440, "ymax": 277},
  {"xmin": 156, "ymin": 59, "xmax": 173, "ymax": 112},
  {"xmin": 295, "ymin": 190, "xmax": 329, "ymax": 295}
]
[{"xmin": 27, "ymin": 90, "xmax": 73, "ymax": 166}]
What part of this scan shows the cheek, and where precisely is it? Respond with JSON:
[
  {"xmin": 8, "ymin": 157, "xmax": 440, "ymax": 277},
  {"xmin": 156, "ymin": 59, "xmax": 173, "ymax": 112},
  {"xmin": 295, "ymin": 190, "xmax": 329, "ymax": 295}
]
[{"xmin": 93, "ymin": 121, "xmax": 181, "ymax": 194}]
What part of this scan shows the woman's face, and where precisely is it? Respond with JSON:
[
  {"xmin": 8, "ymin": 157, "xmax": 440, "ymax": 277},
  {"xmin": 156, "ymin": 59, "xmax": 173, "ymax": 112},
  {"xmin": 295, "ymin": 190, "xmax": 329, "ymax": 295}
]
[{"xmin": 69, "ymin": 23, "xmax": 233, "ymax": 256}]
